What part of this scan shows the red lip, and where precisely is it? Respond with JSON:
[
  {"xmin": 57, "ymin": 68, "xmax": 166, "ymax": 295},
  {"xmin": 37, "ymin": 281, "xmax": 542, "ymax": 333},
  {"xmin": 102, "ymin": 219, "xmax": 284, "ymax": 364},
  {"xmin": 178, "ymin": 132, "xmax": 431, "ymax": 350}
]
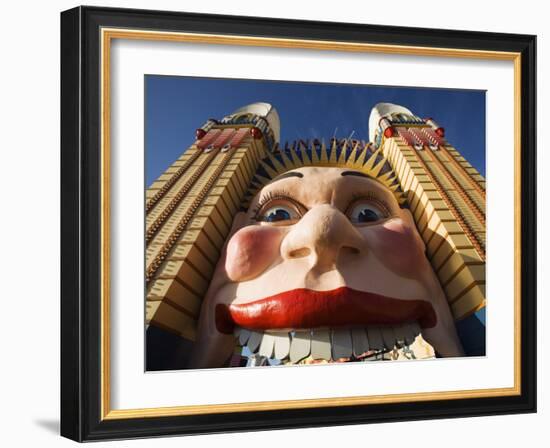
[{"xmin": 215, "ymin": 286, "xmax": 436, "ymax": 334}]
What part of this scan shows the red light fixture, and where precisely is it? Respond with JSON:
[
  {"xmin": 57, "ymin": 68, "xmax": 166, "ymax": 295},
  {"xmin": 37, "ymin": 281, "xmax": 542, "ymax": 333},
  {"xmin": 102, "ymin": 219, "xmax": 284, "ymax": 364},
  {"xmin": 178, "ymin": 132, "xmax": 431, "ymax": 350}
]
[
  {"xmin": 435, "ymin": 127, "xmax": 445, "ymax": 137},
  {"xmin": 250, "ymin": 127, "xmax": 263, "ymax": 139},
  {"xmin": 384, "ymin": 127, "xmax": 394, "ymax": 138},
  {"xmin": 195, "ymin": 128, "xmax": 207, "ymax": 140}
]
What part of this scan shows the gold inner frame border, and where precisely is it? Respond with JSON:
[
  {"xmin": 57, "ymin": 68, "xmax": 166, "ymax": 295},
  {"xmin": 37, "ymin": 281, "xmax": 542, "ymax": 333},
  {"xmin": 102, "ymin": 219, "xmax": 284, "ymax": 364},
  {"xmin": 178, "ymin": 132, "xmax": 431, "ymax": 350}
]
[{"xmin": 99, "ymin": 27, "xmax": 522, "ymax": 420}]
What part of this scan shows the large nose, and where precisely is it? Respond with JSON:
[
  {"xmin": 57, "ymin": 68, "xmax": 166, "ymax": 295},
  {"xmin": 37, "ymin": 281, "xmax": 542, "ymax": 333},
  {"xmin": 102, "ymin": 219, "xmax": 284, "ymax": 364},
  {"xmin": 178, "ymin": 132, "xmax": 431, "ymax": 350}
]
[{"xmin": 280, "ymin": 204, "xmax": 365, "ymax": 273}]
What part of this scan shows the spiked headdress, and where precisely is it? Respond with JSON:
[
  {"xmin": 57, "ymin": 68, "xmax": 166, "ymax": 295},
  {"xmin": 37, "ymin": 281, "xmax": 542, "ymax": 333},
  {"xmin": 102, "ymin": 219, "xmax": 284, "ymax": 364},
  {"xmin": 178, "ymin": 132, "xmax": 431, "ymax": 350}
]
[{"xmin": 242, "ymin": 138, "xmax": 407, "ymax": 209}]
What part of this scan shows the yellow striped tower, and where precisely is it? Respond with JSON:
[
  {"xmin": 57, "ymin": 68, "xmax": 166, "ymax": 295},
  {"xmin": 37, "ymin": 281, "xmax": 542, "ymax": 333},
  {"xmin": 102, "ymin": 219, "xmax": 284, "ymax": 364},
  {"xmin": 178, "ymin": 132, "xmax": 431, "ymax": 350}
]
[
  {"xmin": 369, "ymin": 103, "xmax": 486, "ymax": 353},
  {"xmin": 145, "ymin": 103, "xmax": 280, "ymax": 355}
]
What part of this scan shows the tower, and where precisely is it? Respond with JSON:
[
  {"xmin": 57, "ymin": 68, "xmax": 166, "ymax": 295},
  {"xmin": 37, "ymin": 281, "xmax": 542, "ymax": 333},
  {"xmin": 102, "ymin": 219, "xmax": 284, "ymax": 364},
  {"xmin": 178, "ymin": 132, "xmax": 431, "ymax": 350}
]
[
  {"xmin": 369, "ymin": 103, "xmax": 486, "ymax": 354},
  {"xmin": 145, "ymin": 103, "xmax": 280, "ymax": 357}
]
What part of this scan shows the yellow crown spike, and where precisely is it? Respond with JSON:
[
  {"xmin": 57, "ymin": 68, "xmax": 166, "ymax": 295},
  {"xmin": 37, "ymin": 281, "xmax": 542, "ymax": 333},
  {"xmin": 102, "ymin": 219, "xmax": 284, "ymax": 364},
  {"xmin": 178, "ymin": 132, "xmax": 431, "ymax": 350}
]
[
  {"xmin": 279, "ymin": 150, "xmax": 297, "ymax": 170},
  {"xmin": 369, "ymin": 156, "xmax": 387, "ymax": 178},
  {"xmin": 388, "ymin": 182, "xmax": 401, "ymax": 193},
  {"xmin": 259, "ymin": 159, "xmax": 279, "ymax": 179},
  {"xmin": 311, "ymin": 142, "xmax": 321, "ymax": 164},
  {"xmin": 353, "ymin": 145, "xmax": 369, "ymax": 167},
  {"xmin": 289, "ymin": 146, "xmax": 303, "ymax": 167},
  {"xmin": 254, "ymin": 174, "xmax": 272, "ymax": 186},
  {"xmin": 379, "ymin": 179, "xmax": 395, "ymax": 192},
  {"xmin": 299, "ymin": 145, "xmax": 312, "ymax": 165},
  {"xmin": 378, "ymin": 171, "xmax": 395, "ymax": 183},
  {"xmin": 361, "ymin": 148, "xmax": 381, "ymax": 172},
  {"xmin": 337, "ymin": 141, "xmax": 348, "ymax": 165},
  {"xmin": 298, "ymin": 140, "xmax": 308, "ymax": 152},
  {"xmin": 320, "ymin": 140, "xmax": 330, "ymax": 164},
  {"xmin": 329, "ymin": 140, "xmax": 338, "ymax": 165},
  {"xmin": 266, "ymin": 152, "xmax": 287, "ymax": 173},
  {"xmin": 346, "ymin": 140, "xmax": 361, "ymax": 165}
]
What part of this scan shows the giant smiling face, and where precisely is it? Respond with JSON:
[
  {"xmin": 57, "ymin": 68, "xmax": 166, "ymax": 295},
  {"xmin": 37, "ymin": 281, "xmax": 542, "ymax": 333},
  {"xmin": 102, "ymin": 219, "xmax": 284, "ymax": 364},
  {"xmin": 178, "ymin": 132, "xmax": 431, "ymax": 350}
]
[{"xmin": 191, "ymin": 166, "xmax": 463, "ymax": 368}]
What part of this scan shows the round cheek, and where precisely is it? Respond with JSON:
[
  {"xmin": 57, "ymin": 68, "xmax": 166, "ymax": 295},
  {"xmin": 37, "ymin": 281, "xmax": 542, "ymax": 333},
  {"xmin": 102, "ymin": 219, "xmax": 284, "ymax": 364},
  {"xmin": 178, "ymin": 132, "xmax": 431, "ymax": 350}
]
[
  {"xmin": 225, "ymin": 225, "xmax": 284, "ymax": 281},
  {"xmin": 365, "ymin": 219, "xmax": 427, "ymax": 277}
]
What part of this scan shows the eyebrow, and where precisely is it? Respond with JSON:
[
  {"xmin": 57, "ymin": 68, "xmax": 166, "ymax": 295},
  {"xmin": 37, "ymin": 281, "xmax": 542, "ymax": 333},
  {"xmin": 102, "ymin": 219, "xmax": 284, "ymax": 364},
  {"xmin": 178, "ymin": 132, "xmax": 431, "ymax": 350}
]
[
  {"xmin": 341, "ymin": 169, "xmax": 407, "ymax": 209},
  {"xmin": 340, "ymin": 171, "xmax": 369, "ymax": 178},
  {"xmin": 269, "ymin": 171, "xmax": 304, "ymax": 183}
]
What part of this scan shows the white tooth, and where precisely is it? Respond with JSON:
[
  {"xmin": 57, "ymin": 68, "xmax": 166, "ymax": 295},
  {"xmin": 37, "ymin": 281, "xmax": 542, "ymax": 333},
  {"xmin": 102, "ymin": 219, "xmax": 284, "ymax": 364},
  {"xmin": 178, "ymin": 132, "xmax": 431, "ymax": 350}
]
[
  {"xmin": 331, "ymin": 329, "xmax": 353, "ymax": 360},
  {"xmin": 404, "ymin": 322, "xmax": 421, "ymax": 345},
  {"xmin": 366, "ymin": 326, "xmax": 385, "ymax": 350},
  {"xmin": 351, "ymin": 328, "xmax": 370, "ymax": 357},
  {"xmin": 289, "ymin": 331, "xmax": 311, "ymax": 363},
  {"xmin": 311, "ymin": 329, "xmax": 332, "ymax": 360},
  {"xmin": 273, "ymin": 332, "xmax": 291, "ymax": 360},
  {"xmin": 392, "ymin": 324, "xmax": 407, "ymax": 346},
  {"xmin": 247, "ymin": 354, "xmax": 267, "ymax": 367},
  {"xmin": 410, "ymin": 334, "xmax": 436, "ymax": 359},
  {"xmin": 238, "ymin": 329, "xmax": 251, "ymax": 346},
  {"xmin": 258, "ymin": 333, "xmax": 275, "ymax": 358},
  {"xmin": 380, "ymin": 326, "xmax": 396, "ymax": 349},
  {"xmin": 401, "ymin": 322, "xmax": 416, "ymax": 345},
  {"xmin": 247, "ymin": 331, "xmax": 263, "ymax": 353}
]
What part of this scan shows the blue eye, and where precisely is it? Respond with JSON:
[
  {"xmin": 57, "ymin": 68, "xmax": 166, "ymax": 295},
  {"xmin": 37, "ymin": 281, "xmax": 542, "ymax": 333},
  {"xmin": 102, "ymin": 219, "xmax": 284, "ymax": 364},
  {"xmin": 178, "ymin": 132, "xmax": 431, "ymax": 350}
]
[
  {"xmin": 357, "ymin": 208, "xmax": 380, "ymax": 223},
  {"xmin": 262, "ymin": 206, "xmax": 295, "ymax": 223},
  {"xmin": 255, "ymin": 198, "xmax": 304, "ymax": 225},
  {"xmin": 347, "ymin": 202, "xmax": 386, "ymax": 224}
]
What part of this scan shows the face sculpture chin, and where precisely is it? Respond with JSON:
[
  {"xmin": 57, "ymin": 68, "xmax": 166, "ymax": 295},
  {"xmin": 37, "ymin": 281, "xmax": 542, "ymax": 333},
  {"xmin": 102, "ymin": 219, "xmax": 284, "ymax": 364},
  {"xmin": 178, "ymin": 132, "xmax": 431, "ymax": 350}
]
[{"xmin": 190, "ymin": 166, "xmax": 464, "ymax": 368}]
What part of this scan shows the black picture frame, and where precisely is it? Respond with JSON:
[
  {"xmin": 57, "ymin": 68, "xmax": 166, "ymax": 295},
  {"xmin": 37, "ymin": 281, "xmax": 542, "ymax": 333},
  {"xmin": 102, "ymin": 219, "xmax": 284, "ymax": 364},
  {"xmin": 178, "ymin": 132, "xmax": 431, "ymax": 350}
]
[{"xmin": 61, "ymin": 5, "xmax": 536, "ymax": 442}]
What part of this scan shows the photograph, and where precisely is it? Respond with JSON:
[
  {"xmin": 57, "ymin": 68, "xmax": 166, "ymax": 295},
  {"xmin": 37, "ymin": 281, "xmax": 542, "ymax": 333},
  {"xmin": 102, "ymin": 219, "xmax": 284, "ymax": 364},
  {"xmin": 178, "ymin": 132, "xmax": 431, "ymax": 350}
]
[{"xmin": 144, "ymin": 76, "xmax": 487, "ymax": 371}]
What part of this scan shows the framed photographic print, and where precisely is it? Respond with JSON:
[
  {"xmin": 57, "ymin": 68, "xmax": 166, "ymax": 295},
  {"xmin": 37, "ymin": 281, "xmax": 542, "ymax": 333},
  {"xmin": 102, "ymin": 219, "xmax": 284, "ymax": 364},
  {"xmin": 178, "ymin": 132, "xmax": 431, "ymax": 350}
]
[{"xmin": 60, "ymin": 6, "xmax": 536, "ymax": 441}]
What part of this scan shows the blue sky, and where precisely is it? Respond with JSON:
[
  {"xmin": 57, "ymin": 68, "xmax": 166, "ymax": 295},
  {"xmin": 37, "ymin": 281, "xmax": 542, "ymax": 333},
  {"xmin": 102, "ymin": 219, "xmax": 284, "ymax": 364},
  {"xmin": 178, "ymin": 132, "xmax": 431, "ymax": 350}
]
[{"xmin": 145, "ymin": 76, "xmax": 485, "ymax": 187}]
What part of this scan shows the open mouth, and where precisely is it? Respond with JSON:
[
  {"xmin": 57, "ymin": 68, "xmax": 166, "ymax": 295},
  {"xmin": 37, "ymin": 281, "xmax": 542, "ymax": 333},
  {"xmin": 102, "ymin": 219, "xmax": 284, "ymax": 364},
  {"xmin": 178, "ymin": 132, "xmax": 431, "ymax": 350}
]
[
  {"xmin": 216, "ymin": 286, "xmax": 437, "ymax": 365},
  {"xmin": 233, "ymin": 323, "xmax": 427, "ymax": 365}
]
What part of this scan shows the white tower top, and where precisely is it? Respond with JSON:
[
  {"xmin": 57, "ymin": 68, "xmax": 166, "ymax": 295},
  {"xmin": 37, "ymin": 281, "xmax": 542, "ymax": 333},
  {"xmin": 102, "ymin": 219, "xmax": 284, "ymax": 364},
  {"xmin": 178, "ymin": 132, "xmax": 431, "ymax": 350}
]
[
  {"xmin": 368, "ymin": 103, "xmax": 415, "ymax": 142},
  {"xmin": 231, "ymin": 102, "xmax": 281, "ymax": 143}
]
